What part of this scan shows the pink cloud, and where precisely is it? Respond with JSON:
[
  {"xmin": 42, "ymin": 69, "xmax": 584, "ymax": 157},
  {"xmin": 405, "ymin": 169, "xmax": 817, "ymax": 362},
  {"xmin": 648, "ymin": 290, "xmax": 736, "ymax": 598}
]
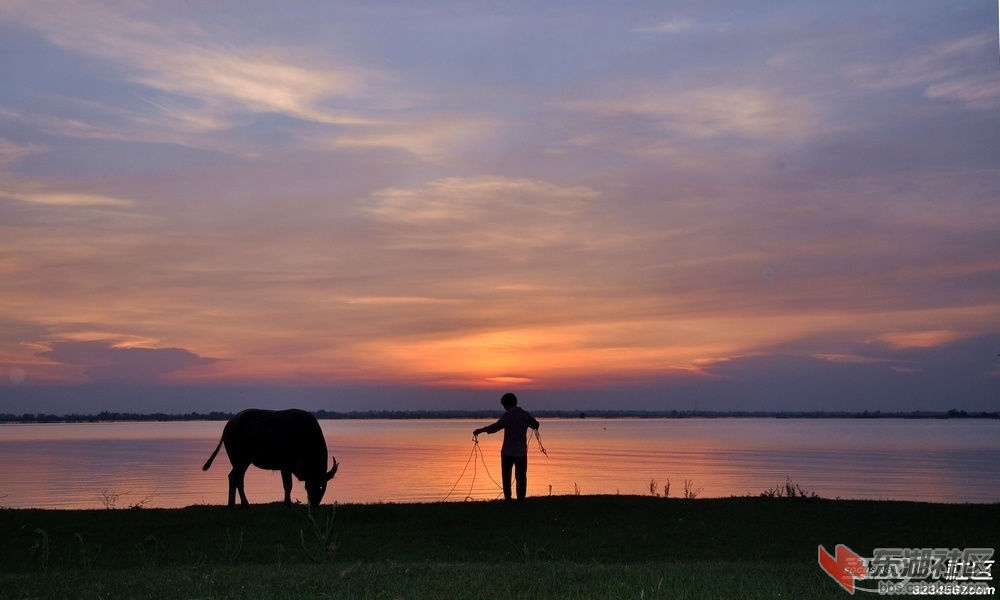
[{"xmin": 37, "ymin": 341, "xmax": 217, "ymax": 382}]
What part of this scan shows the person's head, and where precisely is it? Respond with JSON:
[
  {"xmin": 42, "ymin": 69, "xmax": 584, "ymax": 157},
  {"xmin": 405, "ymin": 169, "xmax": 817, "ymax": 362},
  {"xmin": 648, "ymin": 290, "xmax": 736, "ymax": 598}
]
[{"xmin": 500, "ymin": 392, "xmax": 518, "ymax": 410}]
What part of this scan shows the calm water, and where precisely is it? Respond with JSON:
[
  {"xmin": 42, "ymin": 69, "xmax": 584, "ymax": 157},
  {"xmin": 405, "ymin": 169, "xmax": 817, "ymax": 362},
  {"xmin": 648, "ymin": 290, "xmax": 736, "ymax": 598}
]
[{"xmin": 0, "ymin": 418, "xmax": 997, "ymax": 509}]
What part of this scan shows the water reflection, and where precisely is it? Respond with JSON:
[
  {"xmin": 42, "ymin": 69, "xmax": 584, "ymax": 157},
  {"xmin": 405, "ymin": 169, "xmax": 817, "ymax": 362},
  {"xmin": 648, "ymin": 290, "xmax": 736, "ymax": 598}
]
[{"xmin": 0, "ymin": 418, "xmax": 996, "ymax": 509}]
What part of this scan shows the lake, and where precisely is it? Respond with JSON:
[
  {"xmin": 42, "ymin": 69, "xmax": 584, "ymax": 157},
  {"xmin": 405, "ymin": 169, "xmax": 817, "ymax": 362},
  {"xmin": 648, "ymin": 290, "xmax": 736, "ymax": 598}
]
[{"xmin": 0, "ymin": 418, "xmax": 997, "ymax": 509}]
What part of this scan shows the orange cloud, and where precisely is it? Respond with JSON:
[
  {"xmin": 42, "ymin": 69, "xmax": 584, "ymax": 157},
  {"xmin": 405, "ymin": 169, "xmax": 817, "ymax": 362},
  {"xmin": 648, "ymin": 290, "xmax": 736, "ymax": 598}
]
[{"xmin": 874, "ymin": 330, "xmax": 963, "ymax": 349}]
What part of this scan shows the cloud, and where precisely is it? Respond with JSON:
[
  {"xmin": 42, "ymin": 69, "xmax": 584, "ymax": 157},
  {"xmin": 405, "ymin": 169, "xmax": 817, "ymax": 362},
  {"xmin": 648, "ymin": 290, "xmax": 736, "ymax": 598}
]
[
  {"xmin": 367, "ymin": 176, "xmax": 599, "ymax": 222},
  {"xmin": 662, "ymin": 332, "xmax": 1000, "ymax": 413},
  {"xmin": 364, "ymin": 176, "xmax": 604, "ymax": 251},
  {"xmin": 873, "ymin": 330, "xmax": 963, "ymax": 350},
  {"xmin": 0, "ymin": 1, "xmax": 512, "ymax": 163},
  {"xmin": 847, "ymin": 34, "xmax": 990, "ymax": 89},
  {"xmin": 36, "ymin": 340, "xmax": 218, "ymax": 382},
  {"xmin": 0, "ymin": 138, "xmax": 47, "ymax": 165},
  {"xmin": 924, "ymin": 74, "xmax": 1000, "ymax": 111},
  {"xmin": 0, "ymin": 0, "xmax": 375, "ymax": 157},
  {"xmin": 635, "ymin": 18, "xmax": 696, "ymax": 34},
  {"xmin": 132, "ymin": 46, "xmax": 367, "ymax": 126},
  {"xmin": 0, "ymin": 188, "xmax": 134, "ymax": 207},
  {"xmin": 562, "ymin": 85, "xmax": 817, "ymax": 142},
  {"xmin": 846, "ymin": 33, "xmax": 1000, "ymax": 110},
  {"xmin": 332, "ymin": 114, "xmax": 502, "ymax": 160}
]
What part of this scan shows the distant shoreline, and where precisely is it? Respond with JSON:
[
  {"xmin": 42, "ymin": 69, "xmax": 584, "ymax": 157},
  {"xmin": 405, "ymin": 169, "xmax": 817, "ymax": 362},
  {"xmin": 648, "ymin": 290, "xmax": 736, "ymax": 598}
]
[{"xmin": 1, "ymin": 408, "xmax": 997, "ymax": 424}]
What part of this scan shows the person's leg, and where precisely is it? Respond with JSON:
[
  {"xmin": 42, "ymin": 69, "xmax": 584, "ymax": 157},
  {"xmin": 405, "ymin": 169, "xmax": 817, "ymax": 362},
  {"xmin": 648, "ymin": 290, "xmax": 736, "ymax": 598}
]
[
  {"xmin": 514, "ymin": 455, "xmax": 528, "ymax": 500},
  {"xmin": 500, "ymin": 454, "xmax": 514, "ymax": 500}
]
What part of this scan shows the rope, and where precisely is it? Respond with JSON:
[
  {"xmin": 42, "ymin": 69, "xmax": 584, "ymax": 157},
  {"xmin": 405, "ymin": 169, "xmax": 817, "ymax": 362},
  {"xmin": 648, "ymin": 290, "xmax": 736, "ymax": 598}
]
[
  {"xmin": 442, "ymin": 435, "xmax": 503, "ymax": 502},
  {"xmin": 533, "ymin": 428, "xmax": 548, "ymax": 457},
  {"xmin": 442, "ymin": 429, "xmax": 547, "ymax": 502},
  {"xmin": 442, "ymin": 438, "xmax": 478, "ymax": 502},
  {"xmin": 475, "ymin": 437, "xmax": 504, "ymax": 495}
]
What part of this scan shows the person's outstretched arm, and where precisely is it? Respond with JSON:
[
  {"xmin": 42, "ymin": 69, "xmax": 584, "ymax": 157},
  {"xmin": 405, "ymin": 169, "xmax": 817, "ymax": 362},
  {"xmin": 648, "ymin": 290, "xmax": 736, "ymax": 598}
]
[{"xmin": 473, "ymin": 414, "xmax": 507, "ymax": 437}]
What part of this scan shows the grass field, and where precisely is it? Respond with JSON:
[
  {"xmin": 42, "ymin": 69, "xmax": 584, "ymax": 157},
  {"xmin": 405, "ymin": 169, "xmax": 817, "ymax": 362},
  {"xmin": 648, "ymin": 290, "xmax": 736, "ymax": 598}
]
[{"xmin": 1, "ymin": 495, "xmax": 996, "ymax": 599}]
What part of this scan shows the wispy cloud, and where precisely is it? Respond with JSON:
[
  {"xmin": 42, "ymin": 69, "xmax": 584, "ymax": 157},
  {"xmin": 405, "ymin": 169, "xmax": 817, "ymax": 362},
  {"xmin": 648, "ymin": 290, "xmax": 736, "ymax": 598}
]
[
  {"xmin": 333, "ymin": 114, "xmax": 501, "ymax": 160},
  {"xmin": 924, "ymin": 74, "xmax": 1000, "ymax": 110},
  {"xmin": 873, "ymin": 330, "xmax": 963, "ymax": 350},
  {"xmin": 132, "ymin": 46, "xmax": 367, "ymax": 126},
  {"xmin": 0, "ymin": 188, "xmax": 134, "ymax": 207},
  {"xmin": 635, "ymin": 18, "xmax": 696, "ymax": 34},
  {"xmin": 364, "ymin": 176, "xmax": 604, "ymax": 251},
  {"xmin": 0, "ymin": 139, "xmax": 47, "ymax": 165},
  {"xmin": 563, "ymin": 85, "xmax": 818, "ymax": 141},
  {"xmin": 846, "ymin": 33, "xmax": 1000, "ymax": 109},
  {"xmin": 1, "ymin": 0, "xmax": 376, "ymax": 152}
]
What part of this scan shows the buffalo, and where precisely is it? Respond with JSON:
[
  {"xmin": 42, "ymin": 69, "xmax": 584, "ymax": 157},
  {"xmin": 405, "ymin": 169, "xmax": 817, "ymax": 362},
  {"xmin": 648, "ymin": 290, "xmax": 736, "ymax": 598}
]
[{"xmin": 202, "ymin": 408, "xmax": 338, "ymax": 508}]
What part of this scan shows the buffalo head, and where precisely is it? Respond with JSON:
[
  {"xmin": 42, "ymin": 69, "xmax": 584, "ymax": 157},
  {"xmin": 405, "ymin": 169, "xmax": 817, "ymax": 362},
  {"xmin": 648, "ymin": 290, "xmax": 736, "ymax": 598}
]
[{"xmin": 305, "ymin": 458, "xmax": 339, "ymax": 507}]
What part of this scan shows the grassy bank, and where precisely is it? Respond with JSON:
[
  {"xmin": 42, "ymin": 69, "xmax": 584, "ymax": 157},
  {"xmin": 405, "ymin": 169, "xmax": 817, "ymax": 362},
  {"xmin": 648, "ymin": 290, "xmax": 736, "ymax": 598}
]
[{"xmin": 1, "ymin": 495, "xmax": 997, "ymax": 599}]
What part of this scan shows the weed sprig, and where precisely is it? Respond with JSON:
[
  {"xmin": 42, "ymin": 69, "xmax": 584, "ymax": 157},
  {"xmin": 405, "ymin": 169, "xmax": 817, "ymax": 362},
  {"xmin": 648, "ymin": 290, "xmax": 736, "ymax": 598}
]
[{"xmin": 301, "ymin": 504, "xmax": 338, "ymax": 563}]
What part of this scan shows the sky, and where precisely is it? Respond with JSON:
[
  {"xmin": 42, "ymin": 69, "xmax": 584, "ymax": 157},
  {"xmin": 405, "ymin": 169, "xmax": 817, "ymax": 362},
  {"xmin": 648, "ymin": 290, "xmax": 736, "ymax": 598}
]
[{"xmin": 1, "ymin": 1, "xmax": 999, "ymax": 415}]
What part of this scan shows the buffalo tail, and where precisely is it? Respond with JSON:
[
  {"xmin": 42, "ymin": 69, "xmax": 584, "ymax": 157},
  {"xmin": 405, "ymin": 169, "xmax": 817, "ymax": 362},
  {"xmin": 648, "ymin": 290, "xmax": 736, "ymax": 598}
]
[{"xmin": 202, "ymin": 437, "xmax": 224, "ymax": 471}]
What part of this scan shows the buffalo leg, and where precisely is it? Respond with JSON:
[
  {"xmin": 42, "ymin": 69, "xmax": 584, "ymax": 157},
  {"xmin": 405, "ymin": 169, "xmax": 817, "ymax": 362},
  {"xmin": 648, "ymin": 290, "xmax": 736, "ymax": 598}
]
[
  {"xmin": 281, "ymin": 469, "xmax": 293, "ymax": 506},
  {"xmin": 228, "ymin": 463, "xmax": 251, "ymax": 508}
]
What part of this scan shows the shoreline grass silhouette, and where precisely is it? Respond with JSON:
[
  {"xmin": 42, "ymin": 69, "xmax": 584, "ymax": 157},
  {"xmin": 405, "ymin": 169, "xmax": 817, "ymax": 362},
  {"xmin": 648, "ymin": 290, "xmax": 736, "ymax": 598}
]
[{"xmin": 2, "ymin": 495, "xmax": 996, "ymax": 598}]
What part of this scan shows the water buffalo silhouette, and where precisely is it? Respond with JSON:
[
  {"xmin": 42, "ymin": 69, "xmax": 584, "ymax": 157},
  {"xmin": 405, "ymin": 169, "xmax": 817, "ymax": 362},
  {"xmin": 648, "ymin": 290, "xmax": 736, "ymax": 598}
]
[{"xmin": 202, "ymin": 408, "xmax": 338, "ymax": 508}]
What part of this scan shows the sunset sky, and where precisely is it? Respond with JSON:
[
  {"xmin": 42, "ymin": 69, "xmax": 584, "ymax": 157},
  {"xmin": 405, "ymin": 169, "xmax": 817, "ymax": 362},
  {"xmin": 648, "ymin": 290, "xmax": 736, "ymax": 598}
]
[{"xmin": 2, "ymin": 1, "xmax": 998, "ymax": 415}]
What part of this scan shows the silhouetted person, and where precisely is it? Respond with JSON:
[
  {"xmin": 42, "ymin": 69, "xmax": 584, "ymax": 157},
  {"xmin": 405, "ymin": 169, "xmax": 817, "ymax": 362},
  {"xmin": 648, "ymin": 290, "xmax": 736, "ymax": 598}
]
[{"xmin": 473, "ymin": 392, "xmax": 539, "ymax": 501}]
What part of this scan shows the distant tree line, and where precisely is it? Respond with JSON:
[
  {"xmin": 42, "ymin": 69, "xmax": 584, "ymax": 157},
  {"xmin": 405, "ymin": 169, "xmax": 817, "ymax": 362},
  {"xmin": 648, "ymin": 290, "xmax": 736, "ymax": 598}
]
[
  {"xmin": 0, "ymin": 410, "xmax": 236, "ymax": 424},
  {"xmin": 0, "ymin": 408, "xmax": 997, "ymax": 424}
]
